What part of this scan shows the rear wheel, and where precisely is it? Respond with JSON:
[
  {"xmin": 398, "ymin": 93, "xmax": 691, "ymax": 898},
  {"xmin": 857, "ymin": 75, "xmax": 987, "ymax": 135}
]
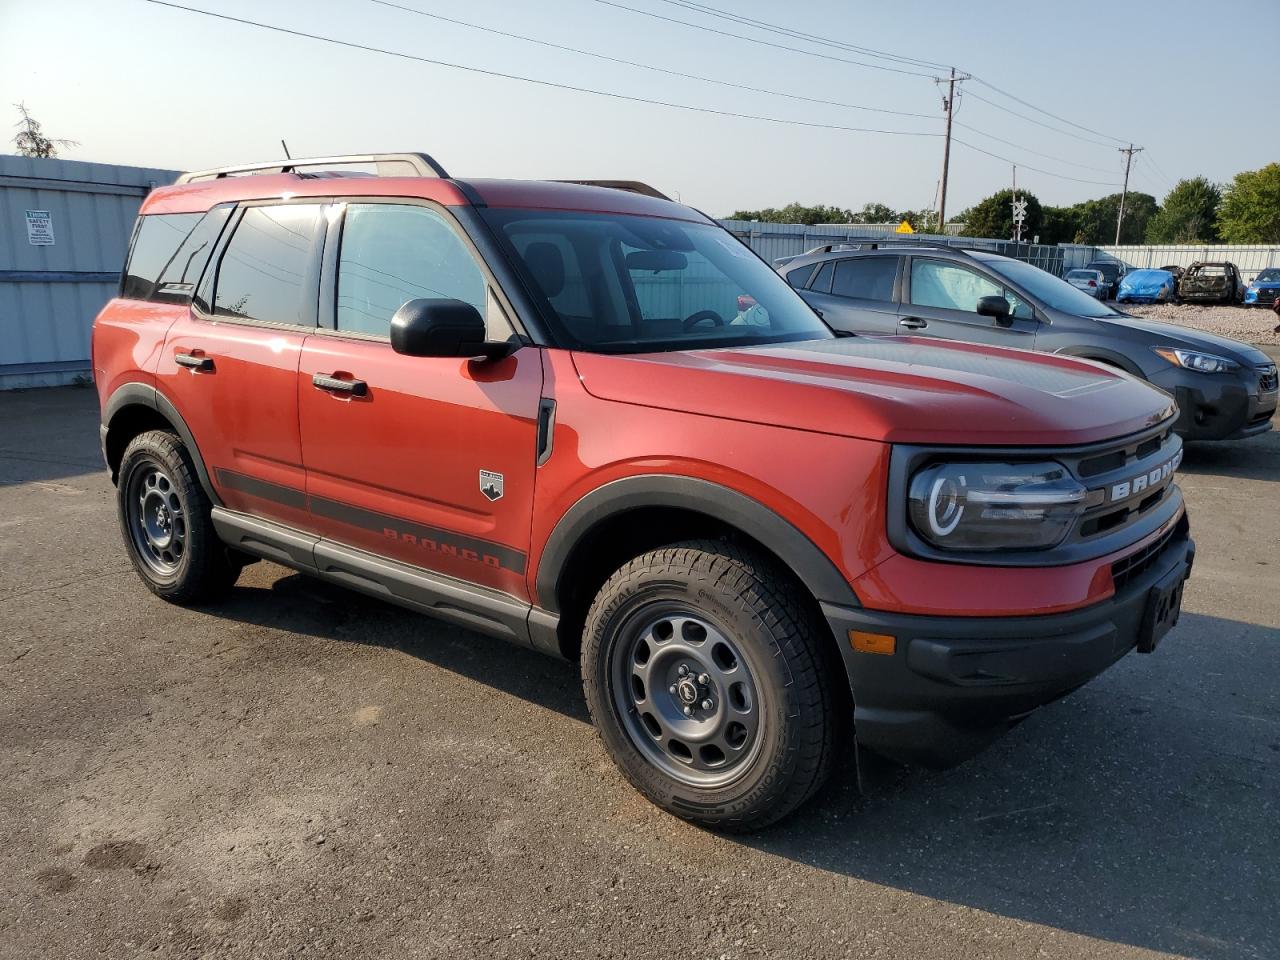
[
  {"xmin": 582, "ymin": 540, "xmax": 838, "ymax": 831},
  {"xmin": 117, "ymin": 430, "xmax": 241, "ymax": 604}
]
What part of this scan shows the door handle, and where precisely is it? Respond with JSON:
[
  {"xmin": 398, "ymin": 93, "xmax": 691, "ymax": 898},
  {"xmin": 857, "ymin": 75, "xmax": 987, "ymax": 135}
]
[
  {"xmin": 175, "ymin": 352, "xmax": 214, "ymax": 371},
  {"xmin": 898, "ymin": 317, "xmax": 928, "ymax": 330},
  {"xmin": 312, "ymin": 372, "xmax": 368, "ymax": 397}
]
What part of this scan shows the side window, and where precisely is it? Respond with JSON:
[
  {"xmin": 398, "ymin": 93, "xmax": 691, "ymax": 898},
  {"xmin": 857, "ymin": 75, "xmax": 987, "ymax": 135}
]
[
  {"xmin": 785, "ymin": 263, "xmax": 815, "ymax": 289},
  {"xmin": 810, "ymin": 261, "xmax": 835, "ymax": 294},
  {"xmin": 336, "ymin": 204, "xmax": 489, "ymax": 337},
  {"xmin": 1006, "ymin": 290, "xmax": 1034, "ymax": 320},
  {"xmin": 832, "ymin": 257, "xmax": 898, "ymax": 302},
  {"xmin": 153, "ymin": 207, "xmax": 231, "ymax": 304},
  {"xmin": 909, "ymin": 260, "xmax": 1002, "ymax": 313},
  {"xmin": 214, "ymin": 205, "xmax": 323, "ymax": 325},
  {"xmin": 122, "ymin": 213, "xmax": 204, "ymax": 301}
]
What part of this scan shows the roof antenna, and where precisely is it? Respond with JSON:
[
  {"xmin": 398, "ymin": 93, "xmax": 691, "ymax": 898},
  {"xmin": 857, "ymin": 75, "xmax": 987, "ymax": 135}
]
[{"xmin": 280, "ymin": 139, "xmax": 292, "ymax": 159}]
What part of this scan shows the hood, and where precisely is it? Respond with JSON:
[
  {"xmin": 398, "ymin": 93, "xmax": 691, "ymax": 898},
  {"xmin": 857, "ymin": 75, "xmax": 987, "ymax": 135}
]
[
  {"xmin": 571, "ymin": 337, "xmax": 1176, "ymax": 446},
  {"xmin": 1094, "ymin": 315, "xmax": 1272, "ymax": 365}
]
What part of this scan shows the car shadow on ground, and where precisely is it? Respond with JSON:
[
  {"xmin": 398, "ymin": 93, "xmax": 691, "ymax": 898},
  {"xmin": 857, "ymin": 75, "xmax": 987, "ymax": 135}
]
[
  {"xmin": 1180, "ymin": 431, "xmax": 1278, "ymax": 484},
  {"xmin": 202, "ymin": 576, "xmax": 1278, "ymax": 960}
]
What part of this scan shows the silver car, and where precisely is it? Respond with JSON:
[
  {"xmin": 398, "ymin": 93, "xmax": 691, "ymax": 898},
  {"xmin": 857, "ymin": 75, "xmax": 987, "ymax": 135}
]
[{"xmin": 1064, "ymin": 268, "xmax": 1106, "ymax": 299}]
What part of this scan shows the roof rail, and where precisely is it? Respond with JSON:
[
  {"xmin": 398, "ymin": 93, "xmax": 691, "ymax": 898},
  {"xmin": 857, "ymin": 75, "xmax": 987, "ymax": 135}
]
[
  {"xmin": 552, "ymin": 180, "xmax": 672, "ymax": 201},
  {"xmin": 802, "ymin": 237, "xmax": 988, "ymax": 257},
  {"xmin": 175, "ymin": 152, "xmax": 449, "ymax": 184}
]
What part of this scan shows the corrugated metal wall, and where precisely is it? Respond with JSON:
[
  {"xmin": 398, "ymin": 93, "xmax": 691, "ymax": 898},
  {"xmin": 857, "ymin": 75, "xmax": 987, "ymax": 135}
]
[
  {"xmin": 1061, "ymin": 243, "xmax": 1280, "ymax": 281},
  {"xmin": 0, "ymin": 155, "xmax": 178, "ymax": 389}
]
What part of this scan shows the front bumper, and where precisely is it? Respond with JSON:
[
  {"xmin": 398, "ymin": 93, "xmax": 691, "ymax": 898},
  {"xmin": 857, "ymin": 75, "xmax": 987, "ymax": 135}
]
[
  {"xmin": 824, "ymin": 524, "xmax": 1194, "ymax": 768},
  {"xmin": 1153, "ymin": 367, "xmax": 1277, "ymax": 441},
  {"xmin": 1244, "ymin": 287, "xmax": 1279, "ymax": 306}
]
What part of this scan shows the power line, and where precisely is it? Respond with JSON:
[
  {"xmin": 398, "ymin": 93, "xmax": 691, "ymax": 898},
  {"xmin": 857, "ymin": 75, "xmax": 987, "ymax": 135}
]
[
  {"xmin": 952, "ymin": 121, "xmax": 1121, "ymax": 174},
  {"xmin": 952, "ymin": 138, "xmax": 1123, "ymax": 187},
  {"xmin": 367, "ymin": 0, "xmax": 938, "ymax": 120},
  {"xmin": 139, "ymin": 1, "xmax": 941, "ymax": 138},
  {"xmin": 654, "ymin": 0, "xmax": 951, "ymax": 71},
  {"xmin": 962, "ymin": 89, "xmax": 1121, "ymax": 149},
  {"xmin": 587, "ymin": 0, "xmax": 939, "ymax": 78},
  {"xmin": 968, "ymin": 77, "xmax": 1127, "ymax": 146}
]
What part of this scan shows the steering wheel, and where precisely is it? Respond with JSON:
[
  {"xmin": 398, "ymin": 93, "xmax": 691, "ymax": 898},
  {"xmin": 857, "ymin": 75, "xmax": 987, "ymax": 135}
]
[{"xmin": 682, "ymin": 309, "xmax": 725, "ymax": 331}]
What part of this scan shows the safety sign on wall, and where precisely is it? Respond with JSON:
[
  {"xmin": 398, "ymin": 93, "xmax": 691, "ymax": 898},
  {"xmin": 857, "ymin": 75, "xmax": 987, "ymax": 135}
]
[{"xmin": 25, "ymin": 210, "xmax": 55, "ymax": 245}]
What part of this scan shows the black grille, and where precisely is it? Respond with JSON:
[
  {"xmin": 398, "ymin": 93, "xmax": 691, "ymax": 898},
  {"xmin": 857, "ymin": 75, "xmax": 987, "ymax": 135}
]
[
  {"xmin": 1111, "ymin": 517, "xmax": 1184, "ymax": 592},
  {"xmin": 1260, "ymin": 364, "xmax": 1279, "ymax": 393}
]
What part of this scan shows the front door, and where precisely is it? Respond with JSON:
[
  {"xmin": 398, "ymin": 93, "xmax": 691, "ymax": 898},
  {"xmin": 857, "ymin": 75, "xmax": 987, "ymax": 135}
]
[
  {"xmin": 900, "ymin": 257, "xmax": 1039, "ymax": 348},
  {"xmin": 159, "ymin": 202, "xmax": 327, "ymax": 531},
  {"xmin": 297, "ymin": 200, "xmax": 542, "ymax": 600}
]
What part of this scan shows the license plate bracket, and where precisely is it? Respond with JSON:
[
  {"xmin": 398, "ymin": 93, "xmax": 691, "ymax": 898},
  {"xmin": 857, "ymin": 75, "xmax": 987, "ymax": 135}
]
[{"xmin": 1137, "ymin": 564, "xmax": 1187, "ymax": 653}]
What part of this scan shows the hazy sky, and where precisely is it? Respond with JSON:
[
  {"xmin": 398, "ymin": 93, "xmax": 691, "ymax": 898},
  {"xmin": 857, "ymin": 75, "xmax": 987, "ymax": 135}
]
[{"xmin": 3, "ymin": 0, "xmax": 1276, "ymax": 216}]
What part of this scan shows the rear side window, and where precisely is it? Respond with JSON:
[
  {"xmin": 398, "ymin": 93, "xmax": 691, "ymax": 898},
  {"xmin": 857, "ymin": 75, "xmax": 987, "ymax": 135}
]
[
  {"xmin": 336, "ymin": 204, "xmax": 487, "ymax": 336},
  {"xmin": 122, "ymin": 211, "xmax": 228, "ymax": 302},
  {"xmin": 810, "ymin": 261, "xmax": 835, "ymax": 294},
  {"xmin": 785, "ymin": 263, "xmax": 815, "ymax": 289},
  {"xmin": 213, "ymin": 205, "xmax": 324, "ymax": 325},
  {"xmin": 832, "ymin": 257, "xmax": 898, "ymax": 302}
]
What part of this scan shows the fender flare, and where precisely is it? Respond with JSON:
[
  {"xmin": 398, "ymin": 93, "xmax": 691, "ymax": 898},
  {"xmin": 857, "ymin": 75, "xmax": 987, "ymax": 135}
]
[
  {"xmin": 535, "ymin": 474, "xmax": 860, "ymax": 614},
  {"xmin": 101, "ymin": 382, "xmax": 222, "ymax": 506}
]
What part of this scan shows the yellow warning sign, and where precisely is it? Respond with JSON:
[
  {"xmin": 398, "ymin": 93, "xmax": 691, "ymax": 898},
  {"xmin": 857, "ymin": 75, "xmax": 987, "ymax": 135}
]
[{"xmin": 894, "ymin": 220, "xmax": 915, "ymax": 234}]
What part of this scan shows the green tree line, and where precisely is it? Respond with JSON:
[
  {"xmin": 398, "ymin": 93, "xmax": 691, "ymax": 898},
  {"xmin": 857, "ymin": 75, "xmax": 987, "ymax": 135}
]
[{"xmin": 729, "ymin": 163, "xmax": 1280, "ymax": 245}]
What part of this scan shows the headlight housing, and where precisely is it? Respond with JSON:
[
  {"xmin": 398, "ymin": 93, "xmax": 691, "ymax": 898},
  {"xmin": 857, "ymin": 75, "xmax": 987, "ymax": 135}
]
[
  {"xmin": 1153, "ymin": 347, "xmax": 1240, "ymax": 374},
  {"xmin": 907, "ymin": 461, "xmax": 1087, "ymax": 552}
]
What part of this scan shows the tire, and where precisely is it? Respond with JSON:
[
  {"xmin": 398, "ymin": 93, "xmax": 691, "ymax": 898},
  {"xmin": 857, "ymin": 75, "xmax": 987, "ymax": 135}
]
[
  {"xmin": 116, "ymin": 429, "xmax": 241, "ymax": 604},
  {"xmin": 581, "ymin": 540, "xmax": 838, "ymax": 831}
]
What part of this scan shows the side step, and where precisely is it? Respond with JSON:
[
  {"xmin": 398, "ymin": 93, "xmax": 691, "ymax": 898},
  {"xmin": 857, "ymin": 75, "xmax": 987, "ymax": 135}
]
[{"xmin": 211, "ymin": 508, "xmax": 546, "ymax": 650}]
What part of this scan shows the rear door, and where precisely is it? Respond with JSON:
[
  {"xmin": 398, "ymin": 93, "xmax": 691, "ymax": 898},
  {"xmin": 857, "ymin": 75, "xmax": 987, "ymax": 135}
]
[
  {"xmin": 297, "ymin": 199, "xmax": 542, "ymax": 600},
  {"xmin": 899, "ymin": 256, "xmax": 1039, "ymax": 349},
  {"xmin": 159, "ymin": 201, "xmax": 327, "ymax": 531},
  {"xmin": 800, "ymin": 255, "xmax": 901, "ymax": 334}
]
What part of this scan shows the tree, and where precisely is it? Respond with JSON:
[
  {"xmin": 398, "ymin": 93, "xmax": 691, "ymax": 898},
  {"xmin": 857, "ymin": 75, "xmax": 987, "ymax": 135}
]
[
  {"xmin": 12, "ymin": 102, "xmax": 77, "ymax": 158},
  {"xmin": 1145, "ymin": 177, "xmax": 1222, "ymax": 243},
  {"xmin": 849, "ymin": 202, "xmax": 896, "ymax": 224},
  {"xmin": 726, "ymin": 203, "xmax": 855, "ymax": 225},
  {"xmin": 1067, "ymin": 192, "xmax": 1158, "ymax": 245},
  {"xmin": 957, "ymin": 189, "xmax": 1044, "ymax": 241},
  {"xmin": 897, "ymin": 208, "xmax": 938, "ymax": 232},
  {"xmin": 1217, "ymin": 163, "xmax": 1280, "ymax": 243},
  {"xmin": 1040, "ymin": 206, "xmax": 1081, "ymax": 245}
]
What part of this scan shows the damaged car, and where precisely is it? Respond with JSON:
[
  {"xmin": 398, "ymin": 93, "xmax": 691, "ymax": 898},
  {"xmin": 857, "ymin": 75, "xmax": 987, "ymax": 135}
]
[{"xmin": 1178, "ymin": 262, "xmax": 1244, "ymax": 305}]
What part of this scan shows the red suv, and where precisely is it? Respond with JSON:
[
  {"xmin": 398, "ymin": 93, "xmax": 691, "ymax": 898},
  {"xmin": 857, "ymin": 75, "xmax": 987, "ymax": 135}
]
[{"xmin": 94, "ymin": 153, "xmax": 1194, "ymax": 830}]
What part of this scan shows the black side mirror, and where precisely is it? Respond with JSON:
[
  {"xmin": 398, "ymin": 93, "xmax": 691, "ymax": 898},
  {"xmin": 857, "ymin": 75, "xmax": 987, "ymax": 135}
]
[
  {"xmin": 976, "ymin": 295, "xmax": 1013, "ymax": 326},
  {"xmin": 390, "ymin": 298, "xmax": 511, "ymax": 360}
]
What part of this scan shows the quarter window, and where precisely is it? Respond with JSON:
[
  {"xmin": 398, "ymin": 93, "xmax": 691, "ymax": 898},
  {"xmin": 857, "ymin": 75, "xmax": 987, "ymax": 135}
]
[
  {"xmin": 336, "ymin": 204, "xmax": 488, "ymax": 336},
  {"xmin": 832, "ymin": 257, "xmax": 898, "ymax": 302},
  {"xmin": 213, "ymin": 205, "xmax": 323, "ymax": 325},
  {"xmin": 122, "ymin": 213, "xmax": 203, "ymax": 301}
]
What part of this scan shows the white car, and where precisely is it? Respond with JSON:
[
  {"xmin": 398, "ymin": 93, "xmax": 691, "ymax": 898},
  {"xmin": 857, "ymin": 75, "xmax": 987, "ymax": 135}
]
[{"xmin": 1064, "ymin": 268, "xmax": 1106, "ymax": 299}]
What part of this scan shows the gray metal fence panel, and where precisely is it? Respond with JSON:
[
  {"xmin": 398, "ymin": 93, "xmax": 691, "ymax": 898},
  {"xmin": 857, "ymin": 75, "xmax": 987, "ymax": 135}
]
[
  {"xmin": 1061, "ymin": 243, "xmax": 1280, "ymax": 282},
  {"xmin": 0, "ymin": 154, "xmax": 179, "ymax": 389}
]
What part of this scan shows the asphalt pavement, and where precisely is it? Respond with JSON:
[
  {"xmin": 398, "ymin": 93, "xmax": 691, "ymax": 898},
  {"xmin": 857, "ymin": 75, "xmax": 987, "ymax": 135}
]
[{"xmin": 1, "ymin": 380, "xmax": 1277, "ymax": 960}]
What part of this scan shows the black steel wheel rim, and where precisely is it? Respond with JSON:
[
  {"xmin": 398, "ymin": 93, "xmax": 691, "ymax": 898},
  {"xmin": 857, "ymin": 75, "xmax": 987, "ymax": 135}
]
[
  {"xmin": 126, "ymin": 461, "xmax": 187, "ymax": 577},
  {"xmin": 610, "ymin": 603, "xmax": 763, "ymax": 787}
]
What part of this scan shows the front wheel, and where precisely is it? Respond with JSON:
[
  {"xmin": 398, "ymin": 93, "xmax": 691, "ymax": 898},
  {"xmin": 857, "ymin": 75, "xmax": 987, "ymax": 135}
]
[{"xmin": 582, "ymin": 540, "xmax": 838, "ymax": 831}]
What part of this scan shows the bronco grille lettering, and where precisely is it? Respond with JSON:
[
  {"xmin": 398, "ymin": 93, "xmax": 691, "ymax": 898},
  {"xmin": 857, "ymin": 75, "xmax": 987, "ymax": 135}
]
[{"xmin": 1108, "ymin": 451, "xmax": 1181, "ymax": 502}]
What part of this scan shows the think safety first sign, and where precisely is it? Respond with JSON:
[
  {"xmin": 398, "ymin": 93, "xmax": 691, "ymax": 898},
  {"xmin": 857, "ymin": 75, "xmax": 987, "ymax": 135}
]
[{"xmin": 25, "ymin": 210, "xmax": 54, "ymax": 245}]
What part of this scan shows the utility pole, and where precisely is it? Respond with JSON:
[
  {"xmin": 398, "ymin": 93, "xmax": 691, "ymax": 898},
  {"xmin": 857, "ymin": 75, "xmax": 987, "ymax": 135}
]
[
  {"xmin": 935, "ymin": 68, "xmax": 968, "ymax": 231},
  {"xmin": 1115, "ymin": 143, "xmax": 1143, "ymax": 244}
]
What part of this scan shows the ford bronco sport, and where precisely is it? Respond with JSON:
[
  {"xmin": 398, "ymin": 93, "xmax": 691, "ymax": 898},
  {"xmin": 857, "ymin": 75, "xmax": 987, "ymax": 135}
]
[{"xmin": 95, "ymin": 153, "xmax": 1195, "ymax": 830}]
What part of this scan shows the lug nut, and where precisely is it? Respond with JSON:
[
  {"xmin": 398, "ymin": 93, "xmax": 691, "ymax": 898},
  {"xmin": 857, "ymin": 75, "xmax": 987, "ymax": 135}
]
[
  {"xmin": 701, "ymin": 699, "xmax": 713, "ymax": 710},
  {"xmin": 677, "ymin": 665, "xmax": 689, "ymax": 677},
  {"xmin": 683, "ymin": 706, "xmax": 693, "ymax": 716},
  {"xmin": 697, "ymin": 673, "xmax": 710, "ymax": 685},
  {"xmin": 668, "ymin": 684, "xmax": 677, "ymax": 695}
]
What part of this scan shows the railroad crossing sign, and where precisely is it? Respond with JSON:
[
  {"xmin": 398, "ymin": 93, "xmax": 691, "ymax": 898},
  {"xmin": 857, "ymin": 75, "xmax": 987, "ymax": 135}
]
[{"xmin": 1011, "ymin": 197, "xmax": 1028, "ymax": 225}]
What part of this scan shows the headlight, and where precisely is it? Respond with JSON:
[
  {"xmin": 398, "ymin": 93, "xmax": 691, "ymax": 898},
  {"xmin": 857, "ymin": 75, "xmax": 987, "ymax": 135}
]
[
  {"xmin": 1153, "ymin": 347, "xmax": 1240, "ymax": 374},
  {"xmin": 907, "ymin": 461, "xmax": 1087, "ymax": 552}
]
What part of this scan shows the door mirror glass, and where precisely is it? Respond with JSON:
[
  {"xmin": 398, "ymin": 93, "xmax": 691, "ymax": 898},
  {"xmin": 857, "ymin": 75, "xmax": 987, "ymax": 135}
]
[
  {"xmin": 976, "ymin": 294, "xmax": 1013, "ymax": 325},
  {"xmin": 391, "ymin": 298, "xmax": 499, "ymax": 358}
]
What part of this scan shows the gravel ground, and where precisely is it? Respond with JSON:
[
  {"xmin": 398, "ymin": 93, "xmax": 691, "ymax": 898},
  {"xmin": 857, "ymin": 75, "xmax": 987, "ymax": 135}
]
[
  {"xmin": 2, "ymin": 385, "xmax": 1279, "ymax": 960},
  {"xmin": 1120, "ymin": 302, "xmax": 1280, "ymax": 346}
]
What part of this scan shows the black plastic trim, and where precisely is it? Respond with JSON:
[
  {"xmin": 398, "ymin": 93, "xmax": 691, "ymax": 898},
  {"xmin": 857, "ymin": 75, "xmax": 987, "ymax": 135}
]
[
  {"xmin": 101, "ymin": 382, "xmax": 222, "ymax": 506},
  {"xmin": 535, "ymin": 474, "xmax": 860, "ymax": 613},
  {"xmin": 536, "ymin": 398, "xmax": 556, "ymax": 466}
]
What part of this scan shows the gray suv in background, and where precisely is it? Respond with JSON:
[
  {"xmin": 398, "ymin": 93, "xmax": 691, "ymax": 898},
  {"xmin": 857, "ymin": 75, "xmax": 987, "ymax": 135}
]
[{"xmin": 780, "ymin": 242, "xmax": 1277, "ymax": 442}]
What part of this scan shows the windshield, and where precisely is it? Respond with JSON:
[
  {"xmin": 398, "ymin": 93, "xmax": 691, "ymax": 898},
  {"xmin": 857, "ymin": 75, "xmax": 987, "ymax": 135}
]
[
  {"xmin": 1258, "ymin": 269, "xmax": 1280, "ymax": 283},
  {"xmin": 1065, "ymin": 270, "xmax": 1095, "ymax": 280},
  {"xmin": 480, "ymin": 208, "xmax": 832, "ymax": 353},
  {"xmin": 983, "ymin": 258, "xmax": 1120, "ymax": 318}
]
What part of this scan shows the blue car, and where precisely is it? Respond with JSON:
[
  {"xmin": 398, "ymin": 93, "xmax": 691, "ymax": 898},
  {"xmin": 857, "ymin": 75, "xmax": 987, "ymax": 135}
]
[
  {"xmin": 1116, "ymin": 268, "xmax": 1177, "ymax": 304},
  {"xmin": 1244, "ymin": 268, "xmax": 1280, "ymax": 307}
]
